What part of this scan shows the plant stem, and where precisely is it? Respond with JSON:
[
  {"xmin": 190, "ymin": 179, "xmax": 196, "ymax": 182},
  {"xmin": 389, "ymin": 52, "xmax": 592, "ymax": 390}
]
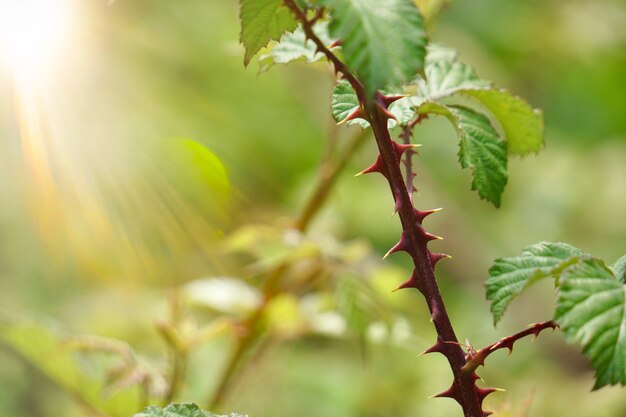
[
  {"xmin": 366, "ymin": 102, "xmax": 483, "ymax": 417},
  {"xmin": 462, "ymin": 321, "xmax": 558, "ymax": 375},
  {"xmin": 207, "ymin": 128, "xmax": 369, "ymax": 410},
  {"xmin": 282, "ymin": 2, "xmax": 486, "ymax": 415}
]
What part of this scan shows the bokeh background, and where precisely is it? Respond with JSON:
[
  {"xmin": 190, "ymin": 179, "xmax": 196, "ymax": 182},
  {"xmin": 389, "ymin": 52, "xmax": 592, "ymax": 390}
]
[{"xmin": 0, "ymin": 0, "xmax": 625, "ymax": 416}]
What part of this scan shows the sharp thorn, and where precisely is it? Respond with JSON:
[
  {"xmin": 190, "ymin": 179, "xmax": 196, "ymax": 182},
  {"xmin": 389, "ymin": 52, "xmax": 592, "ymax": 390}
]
[{"xmin": 338, "ymin": 107, "xmax": 366, "ymax": 125}]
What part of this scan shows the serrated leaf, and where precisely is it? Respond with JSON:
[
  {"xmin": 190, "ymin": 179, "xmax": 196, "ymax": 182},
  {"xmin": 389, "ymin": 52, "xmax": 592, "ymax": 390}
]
[
  {"xmin": 134, "ymin": 403, "xmax": 247, "ymax": 417},
  {"xmin": 610, "ymin": 254, "xmax": 626, "ymax": 282},
  {"xmin": 331, "ymin": 79, "xmax": 370, "ymax": 128},
  {"xmin": 416, "ymin": 45, "xmax": 491, "ymax": 99},
  {"xmin": 323, "ymin": 0, "xmax": 427, "ymax": 96},
  {"xmin": 459, "ymin": 89, "xmax": 544, "ymax": 155},
  {"xmin": 485, "ymin": 242, "xmax": 586, "ymax": 324},
  {"xmin": 331, "ymin": 80, "xmax": 410, "ymax": 129},
  {"xmin": 239, "ymin": 0, "xmax": 298, "ymax": 66},
  {"xmin": 258, "ymin": 21, "xmax": 334, "ymax": 71},
  {"xmin": 555, "ymin": 258, "xmax": 626, "ymax": 389},
  {"xmin": 418, "ymin": 102, "xmax": 507, "ymax": 206},
  {"xmin": 410, "ymin": 46, "xmax": 544, "ymax": 156}
]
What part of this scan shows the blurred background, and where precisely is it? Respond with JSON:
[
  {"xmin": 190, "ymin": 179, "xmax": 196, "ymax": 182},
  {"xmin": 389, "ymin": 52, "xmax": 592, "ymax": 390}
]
[{"xmin": 0, "ymin": 0, "xmax": 624, "ymax": 416}]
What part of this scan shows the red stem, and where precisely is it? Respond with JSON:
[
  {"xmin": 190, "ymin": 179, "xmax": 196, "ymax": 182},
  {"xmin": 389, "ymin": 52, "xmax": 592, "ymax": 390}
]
[
  {"xmin": 462, "ymin": 321, "xmax": 558, "ymax": 375},
  {"xmin": 283, "ymin": 1, "xmax": 484, "ymax": 415}
]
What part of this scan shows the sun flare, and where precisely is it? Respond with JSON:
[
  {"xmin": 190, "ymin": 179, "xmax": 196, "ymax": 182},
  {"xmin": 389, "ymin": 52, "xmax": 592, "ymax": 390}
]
[{"xmin": 0, "ymin": 0, "xmax": 74, "ymax": 84}]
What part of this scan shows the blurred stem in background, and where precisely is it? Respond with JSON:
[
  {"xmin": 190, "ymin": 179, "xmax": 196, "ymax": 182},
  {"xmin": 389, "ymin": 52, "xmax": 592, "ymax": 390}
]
[
  {"xmin": 151, "ymin": 126, "xmax": 369, "ymax": 410},
  {"xmin": 208, "ymin": 127, "xmax": 369, "ymax": 410}
]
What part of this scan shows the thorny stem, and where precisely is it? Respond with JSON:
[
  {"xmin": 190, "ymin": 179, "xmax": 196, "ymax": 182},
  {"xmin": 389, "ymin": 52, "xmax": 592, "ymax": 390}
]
[
  {"xmin": 366, "ymin": 102, "xmax": 484, "ymax": 417},
  {"xmin": 282, "ymin": 1, "xmax": 490, "ymax": 416},
  {"xmin": 208, "ymin": 128, "xmax": 370, "ymax": 410},
  {"xmin": 461, "ymin": 321, "xmax": 558, "ymax": 375}
]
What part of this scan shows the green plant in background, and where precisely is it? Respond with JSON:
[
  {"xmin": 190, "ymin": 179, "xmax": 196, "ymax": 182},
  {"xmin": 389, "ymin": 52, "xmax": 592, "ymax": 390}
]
[{"xmin": 1, "ymin": 1, "xmax": 624, "ymax": 417}]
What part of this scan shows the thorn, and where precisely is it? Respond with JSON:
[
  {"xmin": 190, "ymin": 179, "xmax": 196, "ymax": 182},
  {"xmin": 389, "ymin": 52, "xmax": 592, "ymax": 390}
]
[
  {"xmin": 379, "ymin": 93, "xmax": 407, "ymax": 107},
  {"xmin": 392, "ymin": 274, "xmax": 419, "ymax": 292},
  {"xmin": 418, "ymin": 336, "xmax": 446, "ymax": 356},
  {"xmin": 383, "ymin": 234, "xmax": 409, "ymax": 259},
  {"xmin": 476, "ymin": 387, "xmax": 501, "ymax": 401},
  {"xmin": 376, "ymin": 102, "xmax": 398, "ymax": 121},
  {"xmin": 327, "ymin": 39, "xmax": 342, "ymax": 49},
  {"xmin": 430, "ymin": 382, "xmax": 462, "ymax": 404},
  {"xmin": 392, "ymin": 141, "xmax": 421, "ymax": 160},
  {"xmin": 355, "ymin": 155, "xmax": 384, "ymax": 176},
  {"xmin": 430, "ymin": 252, "xmax": 452, "ymax": 266},
  {"xmin": 424, "ymin": 232, "xmax": 444, "ymax": 242},
  {"xmin": 338, "ymin": 107, "xmax": 366, "ymax": 125},
  {"xmin": 415, "ymin": 207, "xmax": 442, "ymax": 223},
  {"xmin": 483, "ymin": 412, "xmax": 494, "ymax": 417}
]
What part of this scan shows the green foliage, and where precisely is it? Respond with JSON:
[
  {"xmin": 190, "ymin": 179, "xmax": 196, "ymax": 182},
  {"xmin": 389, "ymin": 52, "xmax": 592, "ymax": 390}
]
[
  {"xmin": 135, "ymin": 403, "xmax": 246, "ymax": 417},
  {"xmin": 417, "ymin": 102, "xmax": 507, "ymax": 206},
  {"xmin": 460, "ymin": 89, "xmax": 544, "ymax": 155},
  {"xmin": 331, "ymin": 80, "xmax": 369, "ymax": 128},
  {"xmin": 611, "ymin": 255, "xmax": 626, "ymax": 281},
  {"xmin": 239, "ymin": 0, "xmax": 298, "ymax": 66},
  {"xmin": 258, "ymin": 22, "xmax": 334, "ymax": 71},
  {"xmin": 486, "ymin": 242, "xmax": 586, "ymax": 324},
  {"xmin": 410, "ymin": 46, "xmax": 544, "ymax": 156},
  {"xmin": 486, "ymin": 245, "xmax": 626, "ymax": 389},
  {"xmin": 555, "ymin": 259, "xmax": 626, "ymax": 389},
  {"xmin": 322, "ymin": 0, "xmax": 427, "ymax": 96}
]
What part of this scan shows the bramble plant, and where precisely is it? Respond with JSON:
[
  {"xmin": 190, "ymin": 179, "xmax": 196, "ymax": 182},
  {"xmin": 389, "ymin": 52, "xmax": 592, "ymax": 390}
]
[
  {"xmin": 1, "ymin": 2, "xmax": 624, "ymax": 417},
  {"xmin": 226, "ymin": 1, "xmax": 625, "ymax": 417}
]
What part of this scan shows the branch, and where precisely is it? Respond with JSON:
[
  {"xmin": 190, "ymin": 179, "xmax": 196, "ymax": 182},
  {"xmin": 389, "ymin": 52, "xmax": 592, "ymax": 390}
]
[{"xmin": 462, "ymin": 321, "xmax": 558, "ymax": 375}]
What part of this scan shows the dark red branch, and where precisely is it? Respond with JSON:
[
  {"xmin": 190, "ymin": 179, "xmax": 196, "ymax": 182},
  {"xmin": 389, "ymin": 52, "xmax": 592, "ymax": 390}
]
[
  {"xmin": 282, "ymin": 0, "xmax": 367, "ymax": 104},
  {"xmin": 282, "ymin": 2, "xmax": 487, "ymax": 416},
  {"xmin": 462, "ymin": 321, "xmax": 558, "ymax": 375}
]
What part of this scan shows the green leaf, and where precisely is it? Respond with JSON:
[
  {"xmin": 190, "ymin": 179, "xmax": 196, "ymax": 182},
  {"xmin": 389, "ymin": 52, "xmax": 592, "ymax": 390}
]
[
  {"xmin": 412, "ymin": 46, "xmax": 544, "ymax": 156},
  {"xmin": 239, "ymin": 0, "xmax": 298, "ymax": 66},
  {"xmin": 418, "ymin": 102, "xmax": 508, "ymax": 206},
  {"xmin": 135, "ymin": 403, "xmax": 247, "ymax": 417},
  {"xmin": 331, "ymin": 80, "xmax": 412, "ymax": 129},
  {"xmin": 331, "ymin": 79, "xmax": 369, "ymax": 128},
  {"xmin": 0, "ymin": 320, "xmax": 145, "ymax": 417},
  {"xmin": 610, "ymin": 254, "xmax": 626, "ymax": 282},
  {"xmin": 555, "ymin": 258, "xmax": 626, "ymax": 389},
  {"xmin": 459, "ymin": 89, "xmax": 544, "ymax": 155},
  {"xmin": 258, "ymin": 21, "xmax": 334, "ymax": 71},
  {"xmin": 485, "ymin": 242, "xmax": 586, "ymax": 325},
  {"xmin": 416, "ymin": 45, "xmax": 491, "ymax": 99},
  {"xmin": 323, "ymin": 0, "xmax": 427, "ymax": 96}
]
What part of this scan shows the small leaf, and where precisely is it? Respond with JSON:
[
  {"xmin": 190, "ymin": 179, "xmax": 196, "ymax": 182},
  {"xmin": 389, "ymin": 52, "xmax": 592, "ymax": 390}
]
[
  {"xmin": 258, "ymin": 21, "xmax": 334, "ymax": 71},
  {"xmin": 555, "ymin": 258, "xmax": 626, "ymax": 389},
  {"xmin": 331, "ymin": 79, "xmax": 369, "ymax": 128},
  {"xmin": 610, "ymin": 254, "xmax": 626, "ymax": 282},
  {"xmin": 416, "ymin": 45, "xmax": 491, "ymax": 99},
  {"xmin": 239, "ymin": 0, "xmax": 298, "ymax": 66},
  {"xmin": 135, "ymin": 403, "xmax": 246, "ymax": 417},
  {"xmin": 323, "ymin": 0, "xmax": 427, "ymax": 96},
  {"xmin": 460, "ymin": 89, "xmax": 544, "ymax": 155},
  {"xmin": 485, "ymin": 242, "xmax": 586, "ymax": 324},
  {"xmin": 418, "ymin": 102, "xmax": 508, "ymax": 206}
]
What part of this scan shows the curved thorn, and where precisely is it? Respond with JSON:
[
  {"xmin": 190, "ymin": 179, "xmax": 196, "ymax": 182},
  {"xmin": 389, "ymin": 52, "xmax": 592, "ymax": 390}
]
[
  {"xmin": 355, "ymin": 155, "xmax": 384, "ymax": 176},
  {"xmin": 430, "ymin": 252, "xmax": 452, "ymax": 266},
  {"xmin": 383, "ymin": 234, "xmax": 409, "ymax": 259},
  {"xmin": 338, "ymin": 107, "xmax": 366, "ymax": 125}
]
